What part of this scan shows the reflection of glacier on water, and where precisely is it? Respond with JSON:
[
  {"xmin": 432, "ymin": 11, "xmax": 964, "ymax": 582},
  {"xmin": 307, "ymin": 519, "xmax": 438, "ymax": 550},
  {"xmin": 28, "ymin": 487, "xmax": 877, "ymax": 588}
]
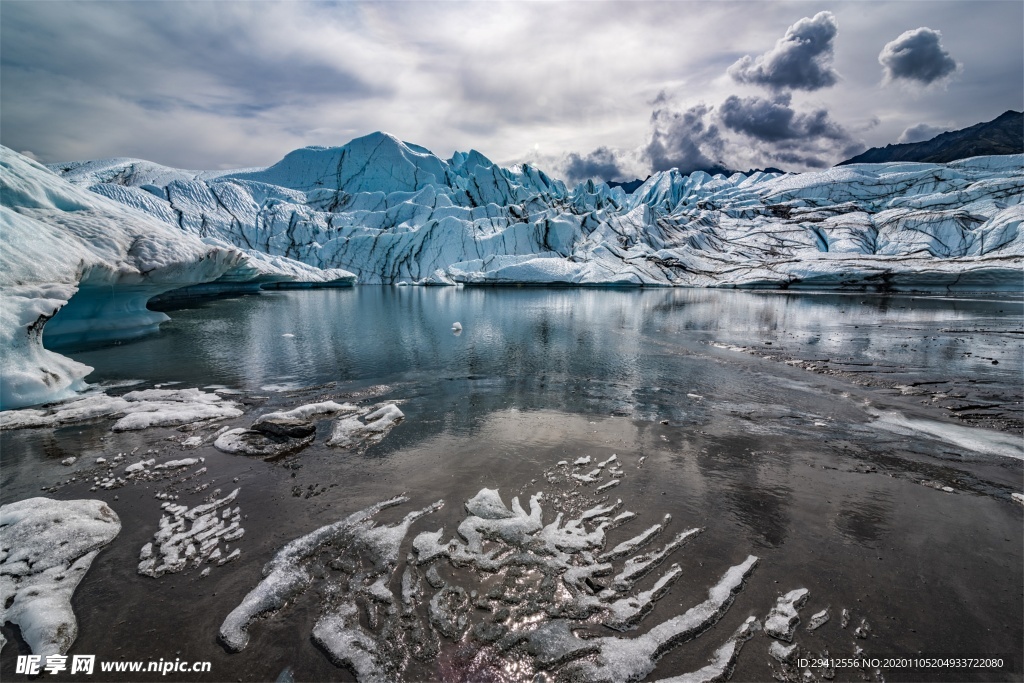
[{"xmin": 219, "ymin": 459, "xmax": 770, "ymax": 682}]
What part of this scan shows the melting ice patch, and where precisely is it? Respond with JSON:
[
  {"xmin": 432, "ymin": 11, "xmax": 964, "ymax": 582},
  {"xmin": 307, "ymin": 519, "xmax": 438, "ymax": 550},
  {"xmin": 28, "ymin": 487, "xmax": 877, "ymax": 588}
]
[
  {"xmin": 764, "ymin": 588, "xmax": 809, "ymax": 642},
  {"xmin": 327, "ymin": 403, "xmax": 404, "ymax": 449},
  {"xmin": 212, "ymin": 400, "xmax": 402, "ymax": 458},
  {"xmin": 213, "ymin": 400, "xmax": 353, "ymax": 459},
  {"xmin": 219, "ymin": 457, "xmax": 768, "ymax": 682},
  {"xmin": 0, "ymin": 388, "xmax": 242, "ymax": 431},
  {"xmin": 869, "ymin": 409, "xmax": 1024, "ymax": 460},
  {"xmin": 138, "ymin": 488, "xmax": 244, "ymax": 577},
  {"xmin": 0, "ymin": 498, "xmax": 121, "ymax": 655}
]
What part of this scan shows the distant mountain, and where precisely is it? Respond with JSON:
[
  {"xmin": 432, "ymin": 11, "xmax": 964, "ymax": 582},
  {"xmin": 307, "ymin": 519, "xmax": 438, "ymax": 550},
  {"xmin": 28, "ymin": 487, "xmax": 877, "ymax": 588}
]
[
  {"xmin": 839, "ymin": 110, "xmax": 1023, "ymax": 165},
  {"xmin": 606, "ymin": 177, "xmax": 648, "ymax": 194}
]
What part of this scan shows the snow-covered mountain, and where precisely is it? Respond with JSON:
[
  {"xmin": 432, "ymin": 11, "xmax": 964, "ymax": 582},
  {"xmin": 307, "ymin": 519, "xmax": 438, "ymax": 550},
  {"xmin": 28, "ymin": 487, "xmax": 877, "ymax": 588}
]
[
  {"xmin": 0, "ymin": 147, "xmax": 353, "ymax": 410},
  {"xmin": 54, "ymin": 132, "xmax": 1023, "ymax": 289}
]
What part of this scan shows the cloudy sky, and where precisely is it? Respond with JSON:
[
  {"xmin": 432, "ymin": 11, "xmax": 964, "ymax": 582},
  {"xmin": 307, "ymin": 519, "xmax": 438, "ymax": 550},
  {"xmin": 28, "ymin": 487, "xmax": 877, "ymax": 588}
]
[{"xmin": 2, "ymin": 1, "xmax": 1021, "ymax": 181}]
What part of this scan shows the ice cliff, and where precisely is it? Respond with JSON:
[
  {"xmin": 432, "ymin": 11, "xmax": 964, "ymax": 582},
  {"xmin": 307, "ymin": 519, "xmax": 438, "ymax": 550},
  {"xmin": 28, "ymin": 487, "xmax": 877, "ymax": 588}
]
[
  {"xmin": 0, "ymin": 147, "xmax": 353, "ymax": 410},
  {"xmin": 54, "ymin": 132, "xmax": 1023, "ymax": 290}
]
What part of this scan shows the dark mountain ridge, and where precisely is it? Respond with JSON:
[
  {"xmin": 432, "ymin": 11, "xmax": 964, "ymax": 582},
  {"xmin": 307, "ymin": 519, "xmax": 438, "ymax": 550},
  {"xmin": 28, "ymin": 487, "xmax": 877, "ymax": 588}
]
[{"xmin": 839, "ymin": 110, "xmax": 1023, "ymax": 165}]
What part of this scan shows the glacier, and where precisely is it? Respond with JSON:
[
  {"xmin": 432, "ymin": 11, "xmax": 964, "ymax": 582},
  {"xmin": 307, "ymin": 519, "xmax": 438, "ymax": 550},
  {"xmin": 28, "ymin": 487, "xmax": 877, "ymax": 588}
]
[
  {"xmin": 0, "ymin": 147, "xmax": 353, "ymax": 410},
  {"xmin": 52, "ymin": 132, "xmax": 1023, "ymax": 290}
]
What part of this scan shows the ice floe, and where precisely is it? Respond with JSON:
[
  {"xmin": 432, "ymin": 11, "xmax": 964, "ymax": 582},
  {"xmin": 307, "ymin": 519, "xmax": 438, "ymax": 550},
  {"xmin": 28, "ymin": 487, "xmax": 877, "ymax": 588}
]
[
  {"xmin": 214, "ymin": 400, "xmax": 374, "ymax": 458},
  {"xmin": 655, "ymin": 616, "xmax": 761, "ymax": 683},
  {"xmin": 869, "ymin": 409, "xmax": 1024, "ymax": 459},
  {"xmin": 768, "ymin": 639, "xmax": 798, "ymax": 664},
  {"xmin": 0, "ymin": 498, "xmax": 121, "ymax": 655},
  {"xmin": 807, "ymin": 607, "xmax": 830, "ymax": 631}
]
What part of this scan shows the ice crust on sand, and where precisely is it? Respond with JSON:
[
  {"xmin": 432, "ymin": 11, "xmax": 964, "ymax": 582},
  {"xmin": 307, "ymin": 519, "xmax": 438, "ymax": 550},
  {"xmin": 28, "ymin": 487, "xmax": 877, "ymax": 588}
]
[
  {"xmin": 571, "ymin": 556, "xmax": 759, "ymax": 682},
  {"xmin": 137, "ymin": 488, "xmax": 243, "ymax": 577},
  {"xmin": 764, "ymin": 588, "xmax": 809, "ymax": 642},
  {"xmin": 0, "ymin": 498, "xmax": 121, "ymax": 655},
  {"xmin": 327, "ymin": 403, "xmax": 404, "ymax": 449},
  {"xmin": 311, "ymin": 602, "xmax": 388, "ymax": 683},
  {"xmin": 219, "ymin": 496, "xmax": 440, "ymax": 652},
  {"xmin": 220, "ymin": 457, "xmax": 763, "ymax": 682},
  {"xmin": 807, "ymin": 607, "xmax": 830, "ymax": 631},
  {"xmin": 768, "ymin": 639, "xmax": 798, "ymax": 664},
  {"xmin": 655, "ymin": 616, "xmax": 761, "ymax": 683},
  {"xmin": 0, "ymin": 387, "xmax": 241, "ymax": 431}
]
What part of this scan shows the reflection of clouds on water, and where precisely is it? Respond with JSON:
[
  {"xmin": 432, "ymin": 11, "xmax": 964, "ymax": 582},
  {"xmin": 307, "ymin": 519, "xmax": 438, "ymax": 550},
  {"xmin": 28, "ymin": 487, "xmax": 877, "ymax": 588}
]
[
  {"xmin": 724, "ymin": 482, "xmax": 792, "ymax": 549},
  {"xmin": 693, "ymin": 442, "xmax": 794, "ymax": 549},
  {"xmin": 832, "ymin": 495, "xmax": 894, "ymax": 548},
  {"xmin": 73, "ymin": 288, "xmax": 1018, "ymax": 414}
]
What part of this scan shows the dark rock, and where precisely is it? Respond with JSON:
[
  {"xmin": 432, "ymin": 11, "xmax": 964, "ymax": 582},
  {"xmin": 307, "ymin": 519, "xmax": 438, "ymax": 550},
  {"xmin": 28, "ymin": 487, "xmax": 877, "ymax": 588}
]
[{"xmin": 252, "ymin": 416, "xmax": 316, "ymax": 439}]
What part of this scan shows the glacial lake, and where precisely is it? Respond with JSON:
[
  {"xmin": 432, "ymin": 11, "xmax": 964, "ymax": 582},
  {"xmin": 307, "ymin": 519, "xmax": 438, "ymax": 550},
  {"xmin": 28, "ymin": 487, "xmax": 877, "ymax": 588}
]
[{"xmin": 2, "ymin": 287, "xmax": 1022, "ymax": 682}]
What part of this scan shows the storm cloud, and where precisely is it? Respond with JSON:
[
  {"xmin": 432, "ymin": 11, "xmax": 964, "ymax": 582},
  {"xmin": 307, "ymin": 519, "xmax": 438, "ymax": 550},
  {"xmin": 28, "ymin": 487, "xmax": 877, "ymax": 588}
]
[
  {"xmin": 1, "ymin": 2, "xmax": 1019, "ymax": 176},
  {"xmin": 644, "ymin": 103, "xmax": 728, "ymax": 174},
  {"xmin": 898, "ymin": 122, "xmax": 947, "ymax": 143},
  {"xmin": 719, "ymin": 94, "xmax": 847, "ymax": 142},
  {"xmin": 879, "ymin": 27, "xmax": 960, "ymax": 85},
  {"xmin": 728, "ymin": 11, "xmax": 839, "ymax": 91},
  {"xmin": 562, "ymin": 147, "xmax": 625, "ymax": 183},
  {"xmin": 641, "ymin": 93, "xmax": 865, "ymax": 173}
]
